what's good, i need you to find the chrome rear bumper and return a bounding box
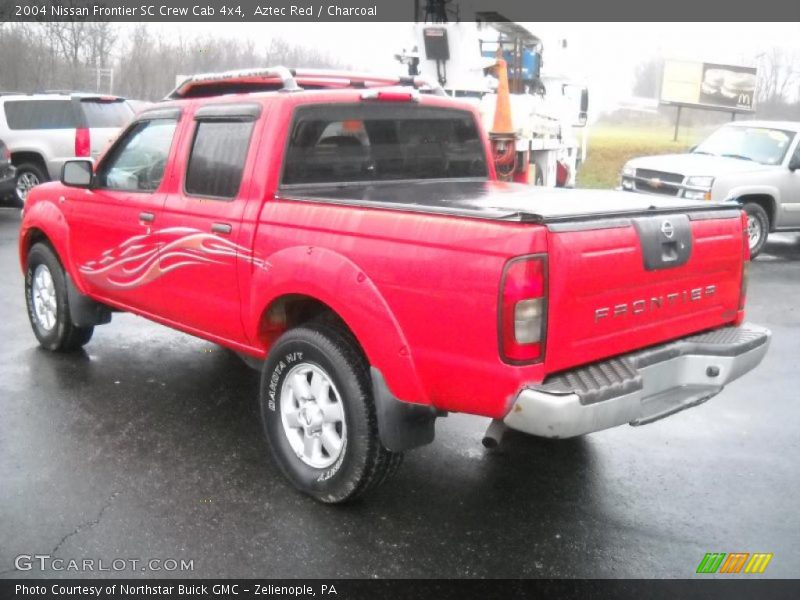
[504,323,771,439]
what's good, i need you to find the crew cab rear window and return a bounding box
[282,104,488,185]
[185,120,254,199]
[4,100,76,130]
[80,100,133,128]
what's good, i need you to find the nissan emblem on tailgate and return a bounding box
[632,215,692,271]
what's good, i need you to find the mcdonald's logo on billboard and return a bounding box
[696,552,773,574]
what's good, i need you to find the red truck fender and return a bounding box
[19,199,73,276]
[248,246,437,451]
[20,200,112,328]
[248,245,430,406]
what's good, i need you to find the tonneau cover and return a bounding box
[278,179,736,224]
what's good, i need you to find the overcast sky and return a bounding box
[150,22,800,112]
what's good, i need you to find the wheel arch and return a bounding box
[257,293,356,349]
[10,150,49,175]
[256,291,437,451]
[249,246,429,406]
[20,226,59,272]
[19,202,83,291]
[732,192,778,232]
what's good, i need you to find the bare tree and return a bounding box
[85,22,118,69]
[756,47,799,105]
[0,22,348,99]
[631,57,663,99]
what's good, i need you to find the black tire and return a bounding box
[743,203,769,259]
[260,322,402,503]
[25,243,94,352]
[14,161,48,207]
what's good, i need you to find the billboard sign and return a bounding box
[660,60,757,112]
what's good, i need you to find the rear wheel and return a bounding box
[260,322,402,503]
[25,243,94,351]
[14,162,47,207]
[743,203,769,258]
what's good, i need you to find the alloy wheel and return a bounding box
[747,214,762,250]
[16,171,40,204]
[31,264,57,331]
[279,363,347,469]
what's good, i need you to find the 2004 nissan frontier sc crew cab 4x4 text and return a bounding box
[19,68,771,503]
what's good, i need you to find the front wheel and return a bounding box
[25,243,94,351]
[743,203,769,258]
[260,322,402,503]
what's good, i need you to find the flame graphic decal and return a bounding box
[80,227,267,289]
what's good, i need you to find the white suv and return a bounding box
[0,92,134,205]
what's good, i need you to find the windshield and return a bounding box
[693,125,795,165]
[282,103,488,185]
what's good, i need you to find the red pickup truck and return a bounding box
[19,68,770,503]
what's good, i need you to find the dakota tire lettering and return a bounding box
[258,321,402,503]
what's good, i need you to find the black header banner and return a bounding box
[1,0,797,22]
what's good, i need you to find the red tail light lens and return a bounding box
[739,210,750,313]
[499,255,547,364]
[75,127,91,157]
[740,209,751,263]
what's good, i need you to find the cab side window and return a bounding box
[96,118,178,192]
[184,120,254,200]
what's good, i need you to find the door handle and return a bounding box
[211,222,232,235]
[139,211,155,223]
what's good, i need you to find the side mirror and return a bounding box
[789,156,800,172]
[61,159,93,188]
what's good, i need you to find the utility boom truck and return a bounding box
[395,19,589,187]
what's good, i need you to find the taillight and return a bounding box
[739,210,750,312]
[2,145,9,160]
[75,127,90,157]
[499,255,547,364]
[739,262,749,312]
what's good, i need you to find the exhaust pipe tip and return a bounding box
[482,419,507,449]
[481,436,498,449]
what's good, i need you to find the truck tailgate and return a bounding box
[544,210,745,374]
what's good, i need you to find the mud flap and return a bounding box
[370,367,438,452]
[66,275,112,328]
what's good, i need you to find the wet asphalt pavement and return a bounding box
[1,206,798,579]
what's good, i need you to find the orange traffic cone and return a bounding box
[490,55,517,180]
[491,58,514,137]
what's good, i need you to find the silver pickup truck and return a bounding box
[620,120,800,257]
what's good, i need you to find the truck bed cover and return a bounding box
[278,179,738,225]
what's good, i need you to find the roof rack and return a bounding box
[165,66,446,100]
